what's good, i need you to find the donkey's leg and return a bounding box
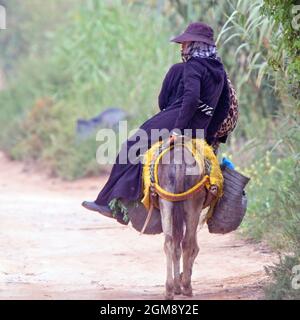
[181,198,204,296]
[160,199,175,300]
[173,236,182,295]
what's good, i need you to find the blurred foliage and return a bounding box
[219,0,300,300]
[0,0,178,179]
[0,0,81,73]
[51,0,177,119]
[262,0,300,105]
[239,150,300,250]
[125,0,230,28]
[264,252,300,300]
[261,0,300,299]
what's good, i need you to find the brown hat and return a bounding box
[170,22,215,46]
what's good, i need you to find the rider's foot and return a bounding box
[81,201,129,226]
[81,201,113,218]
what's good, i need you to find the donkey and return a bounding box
[127,136,207,299]
[156,137,207,300]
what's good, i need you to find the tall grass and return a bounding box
[0,0,178,179]
[52,0,177,121]
[220,0,300,300]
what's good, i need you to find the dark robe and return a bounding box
[95,57,230,207]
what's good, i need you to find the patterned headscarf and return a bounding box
[181,41,220,62]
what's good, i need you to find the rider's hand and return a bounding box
[170,130,180,137]
[169,130,180,144]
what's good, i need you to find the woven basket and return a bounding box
[207,165,250,234]
[125,200,163,235]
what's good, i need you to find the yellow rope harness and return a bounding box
[141,138,223,210]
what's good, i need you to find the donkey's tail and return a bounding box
[172,146,186,243]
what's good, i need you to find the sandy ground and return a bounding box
[0,152,277,300]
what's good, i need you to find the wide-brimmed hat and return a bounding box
[170,22,215,46]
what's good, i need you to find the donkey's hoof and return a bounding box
[165,293,174,300]
[174,285,182,295]
[182,286,193,297]
[165,282,174,299]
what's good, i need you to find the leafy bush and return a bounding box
[239,154,299,249]
[262,0,300,105]
[264,252,300,300]
[220,0,300,299]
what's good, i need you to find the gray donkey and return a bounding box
[157,139,206,300]
[128,136,208,300]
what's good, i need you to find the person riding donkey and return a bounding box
[82,22,238,224]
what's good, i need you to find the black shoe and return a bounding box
[81,201,113,218]
[81,201,129,226]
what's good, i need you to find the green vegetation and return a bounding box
[264,253,300,300]
[0,0,177,179]
[0,0,299,298]
[219,0,299,299]
[259,0,300,300]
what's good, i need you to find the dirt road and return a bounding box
[0,152,276,300]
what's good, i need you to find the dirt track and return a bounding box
[0,152,276,300]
